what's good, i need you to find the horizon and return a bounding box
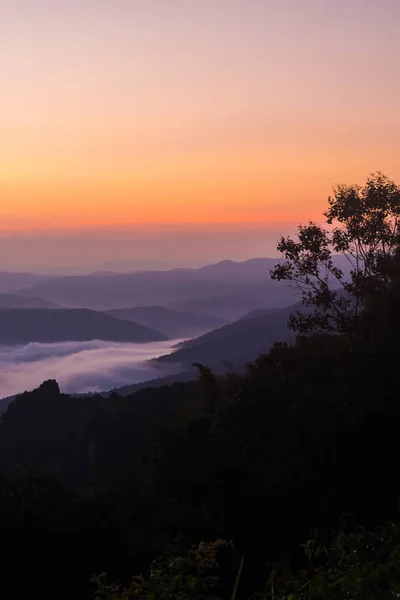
[1,0,399,269]
[0,225,292,272]
[0,253,280,276]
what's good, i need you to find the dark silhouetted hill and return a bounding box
[156,302,301,367]
[238,307,282,320]
[0,309,167,344]
[106,306,229,338]
[0,377,204,489]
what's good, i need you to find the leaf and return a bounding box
[230,554,244,600]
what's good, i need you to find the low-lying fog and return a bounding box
[0,340,182,398]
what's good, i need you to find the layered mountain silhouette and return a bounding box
[97,302,302,397]
[0,293,59,309]
[106,306,228,338]
[169,281,299,320]
[14,258,292,314]
[157,302,301,368]
[14,257,349,318]
[0,272,50,293]
[0,309,167,344]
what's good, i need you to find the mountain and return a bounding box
[95,259,175,272]
[14,257,349,317]
[0,309,167,344]
[106,306,229,339]
[156,302,301,368]
[168,256,351,320]
[169,280,299,320]
[0,394,18,415]
[0,293,59,309]
[0,271,50,293]
[94,367,199,397]
[94,304,297,396]
[196,257,280,280]
[15,258,289,312]
[238,307,283,320]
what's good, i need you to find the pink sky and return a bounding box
[0,0,399,268]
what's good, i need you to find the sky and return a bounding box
[1,0,399,269]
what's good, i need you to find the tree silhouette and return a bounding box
[270,172,400,335]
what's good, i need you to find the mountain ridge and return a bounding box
[156,302,301,367]
[105,305,229,338]
[13,258,289,312]
[0,308,167,344]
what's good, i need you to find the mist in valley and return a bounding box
[0,339,182,398]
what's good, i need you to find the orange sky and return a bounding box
[1,0,400,250]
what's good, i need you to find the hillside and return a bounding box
[106,306,229,338]
[169,279,299,319]
[0,309,167,344]
[0,378,204,488]
[157,302,300,367]
[0,293,59,309]
[195,257,280,280]
[0,271,49,293]
[98,367,199,397]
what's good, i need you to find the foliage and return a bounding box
[273,524,400,599]
[92,524,400,600]
[270,172,400,334]
[92,539,238,600]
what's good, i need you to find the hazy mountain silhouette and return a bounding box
[106,306,229,338]
[96,259,175,272]
[156,302,301,367]
[99,303,301,397]
[169,280,299,320]
[15,258,290,312]
[238,307,284,320]
[0,309,167,344]
[0,272,50,293]
[196,257,280,279]
[0,294,60,309]
[17,257,349,317]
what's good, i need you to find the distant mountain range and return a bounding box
[0,293,59,309]
[12,257,349,320]
[106,306,228,339]
[0,309,167,344]
[14,258,292,315]
[0,257,351,400]
[169,280,299,320]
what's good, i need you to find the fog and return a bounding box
[0,340,182,398]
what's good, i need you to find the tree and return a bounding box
[270,172,400,335]
[92,539,239,600]
[273,523,400,600]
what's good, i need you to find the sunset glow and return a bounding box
[1,0,399,265]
